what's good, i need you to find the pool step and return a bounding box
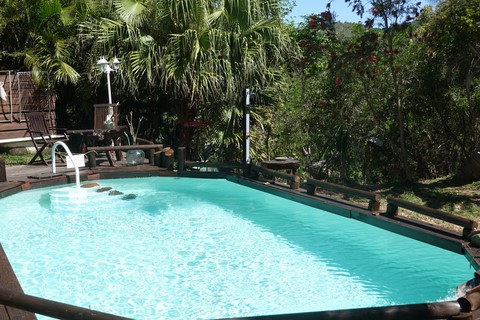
[49,185,130,212]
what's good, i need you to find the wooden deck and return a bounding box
[0,70,56,143]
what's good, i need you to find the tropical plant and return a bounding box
[79,0,293,158]
[0,0,85,84]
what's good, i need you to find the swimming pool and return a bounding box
[0,177,473,319]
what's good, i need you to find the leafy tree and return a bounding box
[274,12,356,179]
[79,0,293,158]
[411,0,480,177]
[0,0,105,132]
[337,0,422,181]
[0,0,84,84]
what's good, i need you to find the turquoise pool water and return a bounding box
[0,177,473,319]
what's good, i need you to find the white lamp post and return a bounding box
[243,88,251,165]
[97,56,120,104]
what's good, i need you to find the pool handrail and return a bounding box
[51,141,80,188]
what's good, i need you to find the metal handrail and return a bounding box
[51,141,80,188]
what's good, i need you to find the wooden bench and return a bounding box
[305,178,382,211]
[386,196,478,239]
[87,144,163,168]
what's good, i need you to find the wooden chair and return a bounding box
[93,103,119,129]
[92,103,122,162]
[25,111,68,165]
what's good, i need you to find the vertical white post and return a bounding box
[106,70,112,105]
[244,88,251,164]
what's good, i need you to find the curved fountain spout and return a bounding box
[51,141,80,188]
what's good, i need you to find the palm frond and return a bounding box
[113,0,148,26]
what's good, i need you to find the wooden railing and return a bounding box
[305,178,381,211]
[174,150,478,240]
[0,286,473,320]
[386,197,478,238]
[0,287,132,320]
[184,161,245,171]
[176,147,245,173]
[250,164,300,189]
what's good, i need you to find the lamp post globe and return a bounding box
[97,56,120,104]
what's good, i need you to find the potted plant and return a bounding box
[104,113,114,129]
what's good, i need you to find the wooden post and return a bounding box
[87,152,97,169]
[385,203,398,217]
[154,146,162,166]
[177,147,185,172]
[290,179,300,190]
[368,199,381,212]
[306,183,316,195]
[250,167,259,179]
[0,158,6,182]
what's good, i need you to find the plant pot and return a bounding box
[126,149,145,166]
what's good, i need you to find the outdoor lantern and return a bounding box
[112,57,120,72]
[97,56,120,104]
[96,57,109,73]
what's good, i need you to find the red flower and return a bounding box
[320,11,332,22]
[335,76,342,85]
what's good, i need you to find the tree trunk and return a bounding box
[176,102,197,160]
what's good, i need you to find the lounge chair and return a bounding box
[25,111,68,165]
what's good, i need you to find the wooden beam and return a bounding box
[184,161,245,169]
[386,196,478,238]
[0,287,132,320]
[305,178,381,211]
[251,165,300,189]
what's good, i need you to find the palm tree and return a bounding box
[80,0,292,156]
[0,0,85,84]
